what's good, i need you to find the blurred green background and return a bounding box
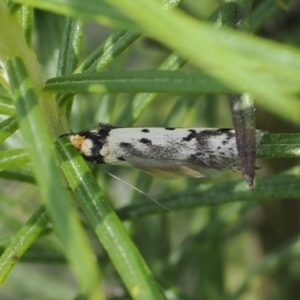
[1,0,300,299]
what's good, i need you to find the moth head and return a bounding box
[69,134,86,151]
[60,129,109,164]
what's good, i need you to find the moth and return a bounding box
[61,123,265,178]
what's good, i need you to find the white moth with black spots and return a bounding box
[61,123,265,178]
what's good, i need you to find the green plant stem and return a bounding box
[18,5,33,47]
[0,148,30,171]
[0,5,167,298]
[57,17,83,77]
[0,3,103,298]
[0,116,18,142]
[107,0,300,126]
[117,173,300,219]
[116,54,187,126]
[76,30,141,73]
[57,138,167,300]
[58,29,140,111]
[0,169,35,184]
[0,96,16,116]
[56,17,83,120]
[257,133,300,158]
[0,205,49,283]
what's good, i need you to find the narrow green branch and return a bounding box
[57,138,168,300]
[0,205,48,284]
[257,133,300,158]
[117,173,300,219]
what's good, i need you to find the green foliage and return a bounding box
[0,0,300,299]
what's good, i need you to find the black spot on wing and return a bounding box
[188,152,206,162]
[215,128,232,134]
[198,129,232,137]
[182,129,197,142]
[120,142,133,149]
[165,127,175,130]
[117,156,126,161]
[190,130,230,158]
[142,129,149,133]
[193,130,218,152]
[139,138,152,145]
[189,154,200,161]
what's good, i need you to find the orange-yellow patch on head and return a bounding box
[70,134,86,152]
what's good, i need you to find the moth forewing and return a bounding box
[62,123,266,179]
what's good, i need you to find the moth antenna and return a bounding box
[59,124,98,138]
[59,132,74,138]
[99,123,115,129]
[104,170,173,212]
